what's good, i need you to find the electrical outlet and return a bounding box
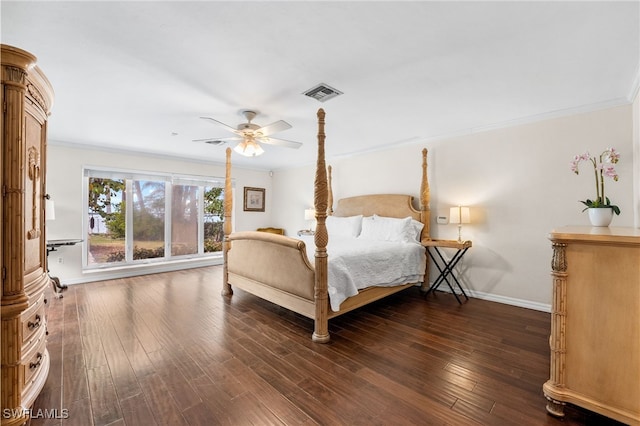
[57,257,63,264]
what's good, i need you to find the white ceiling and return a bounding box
[2,1,639,170]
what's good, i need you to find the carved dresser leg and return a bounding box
[545,398,566,417]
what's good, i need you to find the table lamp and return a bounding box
[45,197,55,221]
[450,206,470,243]
[304,208,316,231]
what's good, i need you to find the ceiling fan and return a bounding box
[195,110,302,157]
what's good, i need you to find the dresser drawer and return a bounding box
[21,293,46,345]
[23,333,47,387]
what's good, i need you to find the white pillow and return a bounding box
[360,215,375,233]
[326,215,363,238]
[359,215,412,242]
[409,219,424,242]
[376,215,424,242]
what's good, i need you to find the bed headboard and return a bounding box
[327,148,430,240]
[333,194,421,222]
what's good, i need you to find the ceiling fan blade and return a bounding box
[200,117,242,135]
[193,136,240,142]
[192,137,241,146]
[193,139,227,146]
[255,120,292,137]
[258,137,302,149]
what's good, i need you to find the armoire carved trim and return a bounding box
[2,66,27,84]
[1,44,53,426]
[27,146,42,240]
[26,83,47,111]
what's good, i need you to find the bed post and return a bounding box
[312,108,330,343]
[420,148,431,291]
[420,148,430,238]
[327,165,334,216]
[222,147,233,296]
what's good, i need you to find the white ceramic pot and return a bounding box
[588,208,613,227]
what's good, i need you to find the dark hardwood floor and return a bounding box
[31,266,624,426]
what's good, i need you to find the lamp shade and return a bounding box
[449,206,470,224]
[45,199,55,221]
[304,208,316,221]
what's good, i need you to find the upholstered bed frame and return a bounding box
[222,109,430,342]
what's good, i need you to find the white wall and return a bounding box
[47,103,635,307]
[46,144,273,284]
[272,105,635,310]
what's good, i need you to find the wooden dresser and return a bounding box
[1,45,53,426]
[544,226,640,425]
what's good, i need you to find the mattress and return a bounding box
[299,235,426,311]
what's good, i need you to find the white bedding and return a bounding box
[299,235,426,311]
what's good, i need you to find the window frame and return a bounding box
[82,166,233,271]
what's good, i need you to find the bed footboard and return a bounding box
[226,231,317,317]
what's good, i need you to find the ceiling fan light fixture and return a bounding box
[200,110,300,155]
[234,139,264,157]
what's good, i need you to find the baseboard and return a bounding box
[468,289,551,312]
[61,258,223,286]
[429,285,551,313]
[63,264,551,313]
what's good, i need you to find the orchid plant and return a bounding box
[570,148,620,215]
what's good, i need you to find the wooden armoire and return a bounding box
[1,45,54,425]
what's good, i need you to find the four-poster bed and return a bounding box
[222,109,431,342]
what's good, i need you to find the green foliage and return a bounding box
[105,249,125,262]
[104,242,222,263]
[88,178,125,218]
[89,178,127,237]
[580,197,621,215]
[132,246,165,260]
[104,203,126,238]
[204,187,224,220]
[106,246,165,262]
[203,188,224,252]
[89,179,225,264]
[133,211,164,241]
[204,222,223,244]
[131,180,165,241]
[204,238,223,253]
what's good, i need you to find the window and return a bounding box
[171,183,198,256]
[133,180,165,260]
[84,168,230,269]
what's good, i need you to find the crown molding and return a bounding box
[47,139,269,173]
[327,97,634,162]
[51,95,635,174]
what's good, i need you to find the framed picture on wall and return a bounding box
[243,187,265,212]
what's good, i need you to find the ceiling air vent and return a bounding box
[303,83,343,102]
